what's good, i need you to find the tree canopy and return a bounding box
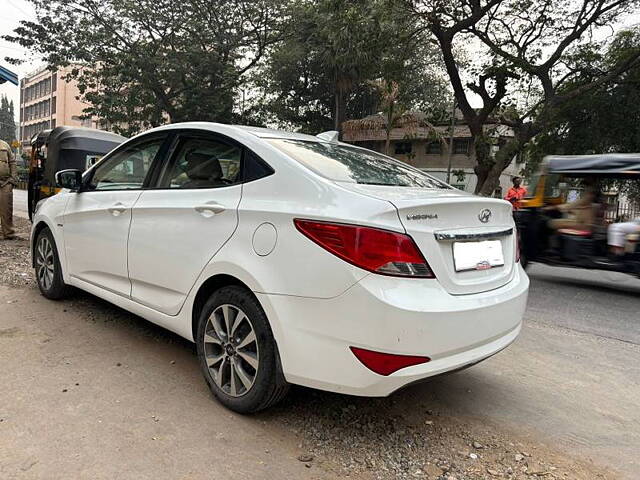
[249,0,449,134]
[5,0,286,136]
[408,0,640,194]
[525,29,640,203]
[0,95,16,144]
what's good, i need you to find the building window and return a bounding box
[51,99,56,114]
[453,138,471,155]
[51,74,57,92]
[394,142,412,155]
[426,141,442,154]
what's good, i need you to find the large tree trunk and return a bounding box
[472,135,493,195]
[476,137,525,196]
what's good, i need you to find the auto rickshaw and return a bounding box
[28,126,125,219]
[515,153,640,277]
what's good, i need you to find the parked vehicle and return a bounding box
[516,153,640,276]
[27,126,126,219]
[31,123,529,413]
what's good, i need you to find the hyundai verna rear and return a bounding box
[31,122,529,412]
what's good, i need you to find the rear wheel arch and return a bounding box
[191,274,256,341]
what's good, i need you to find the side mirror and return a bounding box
[55,169,83,191]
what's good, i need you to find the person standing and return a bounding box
[0,138,17,240]
[504,176,527,210]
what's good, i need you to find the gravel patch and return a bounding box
[0,217,33,288]
[263,388,614,480]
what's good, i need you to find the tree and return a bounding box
[407,0,640,195]
[526,29,640,204]
[4,0,286,136]
[252,0,449,134]
[0,95,16,144]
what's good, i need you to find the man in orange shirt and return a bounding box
[504,176,527,210]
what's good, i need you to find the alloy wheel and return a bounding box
[202,304,259,397]
[36,236,55,291]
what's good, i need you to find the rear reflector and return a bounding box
[350,347,430,376]
[294,219,434,278]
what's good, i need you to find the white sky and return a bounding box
[0,0,39,114]
[1,0,639,124]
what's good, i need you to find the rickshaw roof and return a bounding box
[31,129,52,147]
[544,154,640,177]
[42,126,127,181]
[47,126,126,152]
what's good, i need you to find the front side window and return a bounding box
[162,137,241,189]
[268,139,450,189]
[89,138,163,190]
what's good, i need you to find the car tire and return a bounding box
[196,285,289,413]
[34,227,71,300]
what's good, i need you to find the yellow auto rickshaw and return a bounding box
[28,126,125,219]
[515,154,640,277]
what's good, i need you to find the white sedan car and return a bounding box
[31,122,529,413]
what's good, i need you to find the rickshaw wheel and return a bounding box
[34,228,71,300]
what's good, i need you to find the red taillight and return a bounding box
[515,230,521,263]
[294,219,434,278]
[350,347,430,376]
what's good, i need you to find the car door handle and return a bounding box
[108,203,128,216]
[194,203,226,216]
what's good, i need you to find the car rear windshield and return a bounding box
[267,139,450,188]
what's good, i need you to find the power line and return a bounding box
[6,0,35,20]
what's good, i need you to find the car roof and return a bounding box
[145,122,327,143]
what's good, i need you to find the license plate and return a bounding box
[453,240,504,272]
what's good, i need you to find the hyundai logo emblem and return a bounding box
[478,209,492,223]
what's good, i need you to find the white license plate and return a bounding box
[453,240,504,272]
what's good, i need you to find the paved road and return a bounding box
[416,264,640,477]
[1,235,638,477]
[12,188,28,219]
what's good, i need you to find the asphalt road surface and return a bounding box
[431,264,640,477]
[2,193,639,478]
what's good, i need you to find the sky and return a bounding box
[0,0,39,115]
[1,0,639,125]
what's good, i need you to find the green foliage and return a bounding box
[5,0,286,136]
[0,94,16,144]
[412,0,640,195]
[251,0,449,133]
[525,28,640,203]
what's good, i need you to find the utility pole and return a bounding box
[445,99,456,184]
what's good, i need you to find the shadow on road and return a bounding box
[528,265,640,296]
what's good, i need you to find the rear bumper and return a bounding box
[257,265,529,396]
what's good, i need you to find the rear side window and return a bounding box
[162,137,242,189]
[268,139,450,189]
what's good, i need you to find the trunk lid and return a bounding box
[339,184,517,295]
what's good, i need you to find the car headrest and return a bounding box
[185,151,223,180]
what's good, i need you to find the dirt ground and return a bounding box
[0,217,32,288]
[0,218,625,479]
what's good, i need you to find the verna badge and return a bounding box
[478,209,492,223]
